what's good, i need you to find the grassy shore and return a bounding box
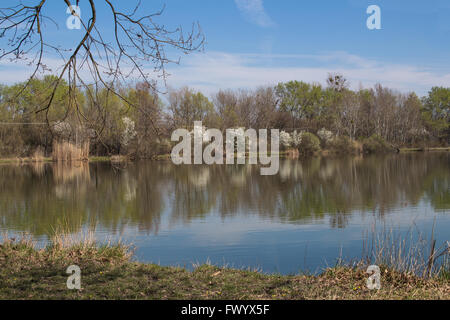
[0,157,53,164]
[0,238,448,300]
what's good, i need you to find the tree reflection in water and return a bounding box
[0,153,448,237]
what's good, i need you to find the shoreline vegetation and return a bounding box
[0,76,448,163]
[0,235,448,300]
[0,147,449,165]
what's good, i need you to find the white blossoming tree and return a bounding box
[291,131,304,148]
[121,117,137,149]
[280,131,292,150]
[317,128,334,145]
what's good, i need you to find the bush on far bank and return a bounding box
[328,136,362,155]
[298,132,321,156]
[362,134,394,154]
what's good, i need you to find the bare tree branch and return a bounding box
[0,0,205,136]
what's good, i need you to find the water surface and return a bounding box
[0,153,449,274]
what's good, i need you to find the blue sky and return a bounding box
[1,0,450,96]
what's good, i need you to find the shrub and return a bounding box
[159,138,173,154]
[362,134,392,154]
[279,131,292,150]
[317,128,334,146]
[121,117,137,148]
[297,132,321,156]
[328,136,360,154]
[291,130,303,148]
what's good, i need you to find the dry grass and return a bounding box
[0,224,448,300]
[362,224,450,278]
[31,147,45,162]
[0,232,132,270]
[0,235,448,300]
[52,140,89,162]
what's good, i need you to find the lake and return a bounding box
[0,152,448,274]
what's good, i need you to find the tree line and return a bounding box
[0,73,448,158]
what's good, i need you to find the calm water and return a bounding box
[0,153,449,274]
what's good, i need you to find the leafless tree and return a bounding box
[327,73,348,92]
[0,0,204,133]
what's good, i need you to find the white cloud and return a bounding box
[166,51,450,97]
[235,0,275,27]
[2,51,450,98]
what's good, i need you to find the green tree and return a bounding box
[86,86,128,155]
[0,76,76,155]
[169,87,216,129]
[126,82,165,158]
[422,87,450,143]
[275,81,323,129]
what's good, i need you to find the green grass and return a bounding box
[0,157,53,164]
[0,238,448,300]
[441,269,450,281]
[0,156,110,164]
[440,259,450,281]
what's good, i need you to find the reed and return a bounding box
[52,140,89,162]
[31,147,45,162]
[362,223,450,278]
[1,229,132,268]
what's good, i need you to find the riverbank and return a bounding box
[0,239,448,300]
[399,147,450,152]
[0,147,448,165]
